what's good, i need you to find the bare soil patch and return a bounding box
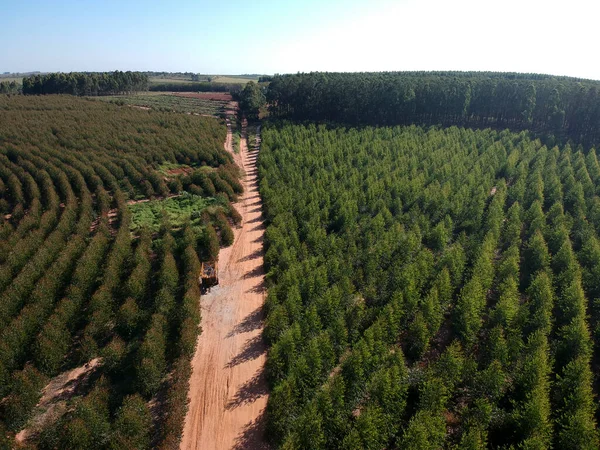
[181,121,269,450]
[166,166,193,176]
[15,358,102,444]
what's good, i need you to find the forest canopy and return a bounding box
[259,122,600,449]
[21,71,149,96]
[267,71,600,144]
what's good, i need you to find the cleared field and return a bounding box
[211,75,259,84]
[94,92,229,116]
[149,75,258,85]
[149,77,199,84]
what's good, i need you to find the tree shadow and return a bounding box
[232,408,270,450]
[227,306,264,337]
[246,215,264,224]
[225,335,266,369]
[244,265,264,279]
[226,369,269,411]
[250,223,266,232]
[247,278,266,295]
[238,247,263,263]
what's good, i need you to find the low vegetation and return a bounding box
[128,193,229,232]
[96,92,229,116]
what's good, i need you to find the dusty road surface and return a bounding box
[181,120,269,450]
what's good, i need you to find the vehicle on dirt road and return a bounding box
[200,261,218,292]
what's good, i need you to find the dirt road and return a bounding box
[180,120,269,450]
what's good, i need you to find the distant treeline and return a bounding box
[0,81,19,94]
[267,71,600,144]
[22,71,149,96]
[142,71,197,78]
[149,82,243,95]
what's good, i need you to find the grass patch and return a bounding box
[210,75,258,84]
[232,130,241,154]
[128,193,228,232]
[247,124,259,152]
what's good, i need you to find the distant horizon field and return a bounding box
[149,77,200,84]
[149,75,259,85]
[1,73,261,86]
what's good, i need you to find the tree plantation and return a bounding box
[267,72,600,145]
[259,123,600,449]
[3,68,600,450]
[0,95,241,448]
[22,72,149,96]
[17,71,246,97]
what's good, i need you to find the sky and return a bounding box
[2,0,599,80]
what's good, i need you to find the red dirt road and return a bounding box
[180,121,269,450]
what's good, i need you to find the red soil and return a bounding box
[180,118,269,450]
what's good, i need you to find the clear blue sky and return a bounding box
[3,0,599,80]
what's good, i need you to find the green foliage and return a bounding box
[0,96,240,448]
[1,365,47,431]
[555,357,599,449]
[199,223,220,262]
[267,71,600,144]
[398,410,446,450]
[128,193,228,232]
[110,394,152,450]
[260,122,600,449]
[523,231,551,285]
[22,71,148,95]
[239,81,266,119]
